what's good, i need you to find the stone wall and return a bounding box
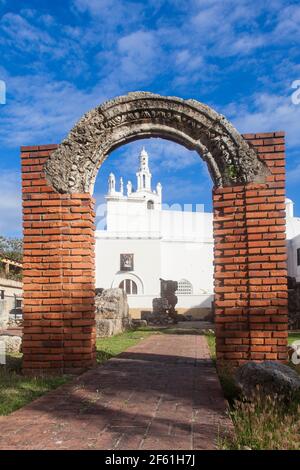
[95,288,131,336]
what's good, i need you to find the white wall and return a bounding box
[288,234,300,281]
[96,197,300,314]
[95,237,161,295]
[95,236,214,296]
[96,200,215,310]
[286,203,300,282]
[105,199,213,240]
[106,197,161,236]
[160,210,213,241]
[176,294,213,308]
[160,240,214,294]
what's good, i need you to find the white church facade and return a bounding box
[95,148,300,318]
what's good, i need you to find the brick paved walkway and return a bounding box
[0,334,232,450]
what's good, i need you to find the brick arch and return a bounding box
[21,93,288,375]
[44,92,269,194]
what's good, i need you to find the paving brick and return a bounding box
[0,334,232,450]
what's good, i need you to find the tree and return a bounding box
[0,236,23,262]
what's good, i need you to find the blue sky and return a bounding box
[0,0,300,236]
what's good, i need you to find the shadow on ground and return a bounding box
[0,334,231,450]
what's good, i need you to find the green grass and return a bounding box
[204,330,216,361]
[0,354,68,416]
[204,331,300,450]
[288,332,300,344]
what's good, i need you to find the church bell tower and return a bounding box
[136,147,152,191]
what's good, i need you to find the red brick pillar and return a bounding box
[21,145,96,375]
[214,132,288,366]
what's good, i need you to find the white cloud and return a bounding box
[227,92,300,148]
[182,0,300,60]
[175,50,204,72]
[271,4,300,43]
[107,139,203,176]
[223,90,300,189]
[0,170,22,237]
[190,0,267,56]
[0,10,96,74]
[73,0,121,16]
[117,30,161,82]
[231,34,266,54]
[72,0,143,27]
[0,70,120,148]
[0,13,55,53]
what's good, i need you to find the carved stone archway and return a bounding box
[21,92,288,375]
[44,92,268,194]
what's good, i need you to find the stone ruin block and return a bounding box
[95,288,132,337]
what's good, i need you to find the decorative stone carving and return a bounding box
[44,92,269,194]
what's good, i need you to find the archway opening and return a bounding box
[94,137,214,322]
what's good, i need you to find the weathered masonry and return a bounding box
[21,92,288,374]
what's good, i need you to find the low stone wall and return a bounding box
[95,288,131,337]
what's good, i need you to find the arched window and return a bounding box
[143,174,146,188]
[176,279,193,295]
[119,279,138,295]
[147,200,154,209]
